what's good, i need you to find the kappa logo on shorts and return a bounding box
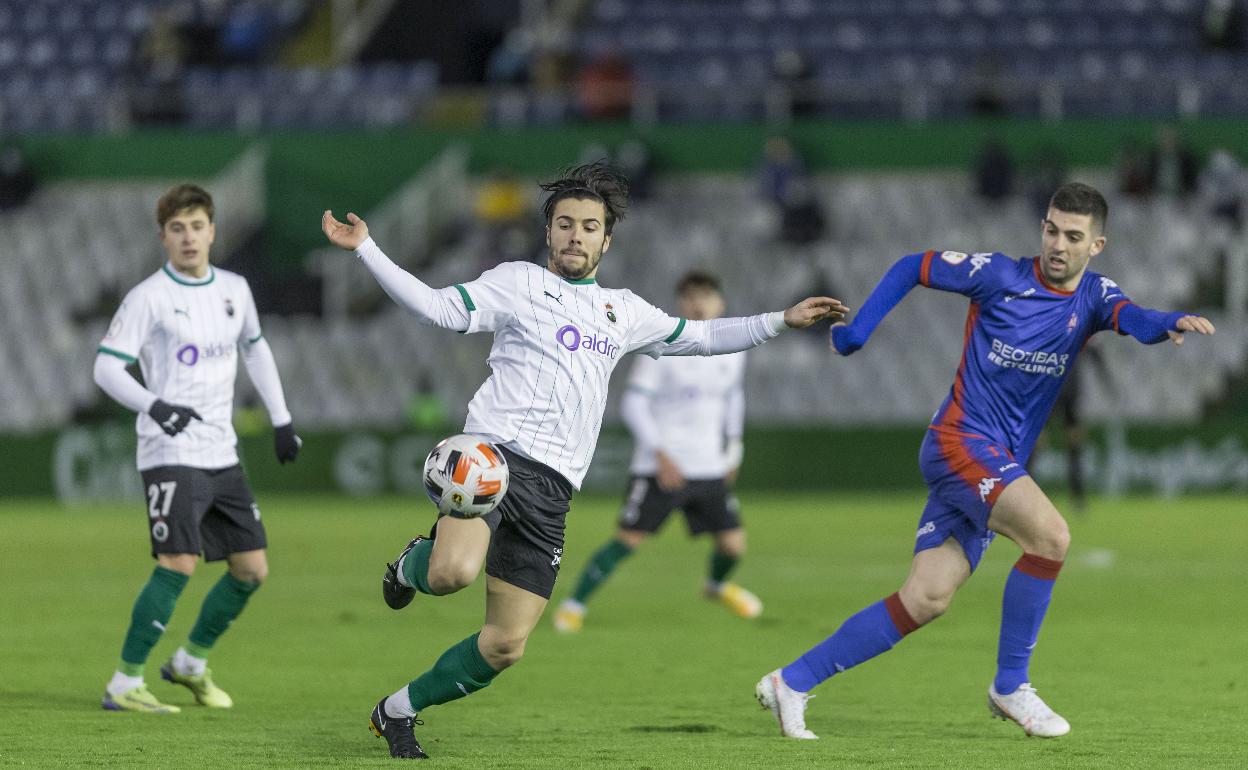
[551,547,563,567]
[978,476,1003,502]
[916,521,936,539]
[251,503,261,521]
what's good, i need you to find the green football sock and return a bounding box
[572,539,634,604]
[709,550,739,584]
[186,572,260,653]
[399,538,436,595]
[119,566,189,675]
[407,633,499,711]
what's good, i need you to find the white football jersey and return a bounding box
[98,264,262,470]
[455,261,688,488]
[626,352,746,479]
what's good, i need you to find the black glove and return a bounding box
[274,423,302,464]
[148,399,202,437]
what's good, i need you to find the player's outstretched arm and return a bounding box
[830,253,924,355]
[320,210,469,331]
[1116,304,1216,345]
[664,297,847,356]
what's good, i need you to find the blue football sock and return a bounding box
[994,553,1063,695]
[781,593,920,692]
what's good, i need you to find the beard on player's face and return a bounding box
[548,242,603,279]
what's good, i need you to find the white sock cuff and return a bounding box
[385,685,417,719]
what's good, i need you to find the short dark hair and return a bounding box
[676,270,722,295]
[539,161,629,234]
[1048,182,1108,233]
[157,184,214,228]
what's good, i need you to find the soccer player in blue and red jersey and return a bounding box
[755,182,1215,739]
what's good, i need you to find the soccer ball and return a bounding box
[422,434,509,518]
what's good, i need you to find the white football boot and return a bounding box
[988,683,1071,737]
[755,669,818,739]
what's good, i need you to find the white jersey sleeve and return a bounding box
[99,287,155,363]
[455,263,522,334]
[623,292,688,359]
[355,238,470,331]
[237,280,263,345]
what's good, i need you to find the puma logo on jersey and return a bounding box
[978,476,1003,502]
[174,308,190,317]
[543,290,563,305]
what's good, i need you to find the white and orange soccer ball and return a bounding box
[422,434,510,518]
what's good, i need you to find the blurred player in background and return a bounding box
[94,184,301,713]
[1031,341,1108,513]
[321,162,846,759]
[553,270,761,633]
[756,182,1214,739]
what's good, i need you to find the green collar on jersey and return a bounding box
[562,275,596,285]
[162,264,216,286]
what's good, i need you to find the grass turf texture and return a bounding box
[1,492,1244,769]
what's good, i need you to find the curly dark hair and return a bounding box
[539,161,630,234]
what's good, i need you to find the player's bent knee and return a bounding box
[479,635,527,670]
[428,562,479,594]
[899,584,956,626]
[1033,518,1071,561]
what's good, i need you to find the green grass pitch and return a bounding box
[1,492,1245,768]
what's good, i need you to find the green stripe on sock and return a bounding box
[407,632,499,712]
[120,566,189,668]
[400,539,436,595]
[184,641,213,660]
[710,550,739,584]
[572,539,633,604]
[187,573,260,652]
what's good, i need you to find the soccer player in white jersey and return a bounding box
[553,270,763,634]
[93,184,301,714]
[321,162,847,760]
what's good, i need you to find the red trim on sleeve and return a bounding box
[1110,299,1132,333]
[884,592,921,636]
[1015,553,1064,581]
[920,250,935,287]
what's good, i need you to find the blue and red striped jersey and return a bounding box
[918,249,1130,463]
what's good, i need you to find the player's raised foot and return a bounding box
[552,599,586,633]
[755,669,817,739]
[707,581,763,619]
[369,698,429,759]
[988,683,1070,738]
[160,661,233,708]
[383,536,427,610]
[102,684,181,713]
